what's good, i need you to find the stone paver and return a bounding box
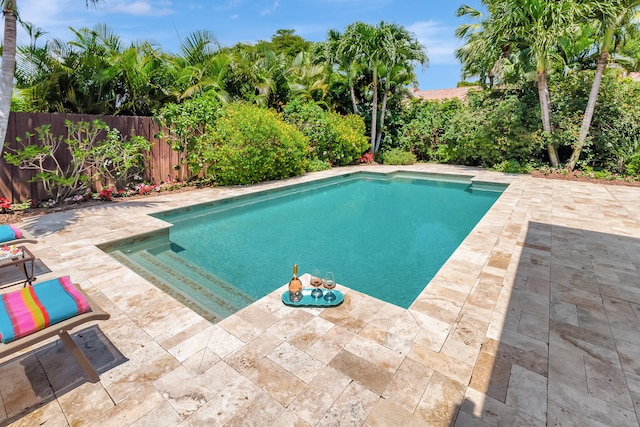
[1,164,639,426]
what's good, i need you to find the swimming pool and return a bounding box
[106,171,506,318]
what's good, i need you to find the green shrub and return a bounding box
[491,159,533,174]
[283,99,369,166]
[626,153,640,176]
[396,98,463,160]
[93,129,152,189]
[157,96,222,176]
[330,113,369,165]
[380,148,417,165]
[307,158,332,172]
[207,103,310,185]
[439,90,544,167]
[547,70,640,172]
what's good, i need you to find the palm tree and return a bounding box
[111,41,176,115]
[337,21,426,154]
[455,4,505,87]
[478,0,582,167]
[567,0,640,170]
[170,30,230,102]
[217,43,287,108]
[0,0,19,156]
[0,0,103,156]
[318,28,361,114]
[66,24,125,113]
[375,63,414,152]
[375,23,427,152]
[286,51,328,102]
[250,45,287,108]
[340,22,384,153]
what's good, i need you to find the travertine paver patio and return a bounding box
[1,164,639,426]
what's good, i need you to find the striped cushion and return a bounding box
[0,277,90,343]
[0,225,23,243]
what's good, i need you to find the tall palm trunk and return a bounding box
[375,81,390,153]
[538,71,559,167]
[567,51,609,170]
[350,85,358,114]
[0,1,17,157]
[369,68,378,154]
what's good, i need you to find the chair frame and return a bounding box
[1,238,38,246]
[0,285,110,382]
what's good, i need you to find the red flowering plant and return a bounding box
[136,183,160,195]
[359,152,374,164]
[111,177,186,199]
[0,197,11,212]
[0,197,32,213]
[93,188,113,201]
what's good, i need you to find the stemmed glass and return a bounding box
[310,269,324,299]
[323,272,336,302]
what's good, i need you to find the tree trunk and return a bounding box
[369,68,378,154]
[374,83,389,153]
[567,51,608,170]
[0,1,18,157]
[537,71,559,167]
[350,85,358,114]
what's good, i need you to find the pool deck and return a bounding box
[1,164,640,426]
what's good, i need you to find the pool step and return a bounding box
[109,248,254,322]
[162,250,253,305]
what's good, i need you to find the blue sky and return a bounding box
[16,0,484,90]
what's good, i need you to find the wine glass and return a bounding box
[323,272,336,302]
[310,269,323,299]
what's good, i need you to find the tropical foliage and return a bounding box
[455,0,640,170]
[380,148,417,165]
[10,21,426,152]
[317,21,427,154]
[398,69,640,174]
[0,0,104,156]
[283,99,369,166]
[156,96,222,178]
[3,0,640,205]
[207,103,309,185]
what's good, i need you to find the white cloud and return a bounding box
[407,20,461,65]
[16,0,175,49]
[17,0,93,42]
[109,1,175,17]
[260,0,279,16]
[18,0,174,34]
[215,0,247,12]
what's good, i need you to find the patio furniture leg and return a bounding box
[58,330,100,383]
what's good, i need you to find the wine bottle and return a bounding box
[288,264,303,302]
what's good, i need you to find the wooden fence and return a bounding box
[0,112,188,203]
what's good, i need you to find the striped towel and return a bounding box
[0,224,23,243]
[0,276,90,343]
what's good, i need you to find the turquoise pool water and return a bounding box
[105,173,506,319]
[126,172,503,311]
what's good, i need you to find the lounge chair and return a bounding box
[0,276,110,382]
[0,224,38,246]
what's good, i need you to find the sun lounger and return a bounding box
[0,224,37,246]
[0,277,110,382]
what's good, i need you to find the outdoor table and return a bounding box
[0,246,36,287]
